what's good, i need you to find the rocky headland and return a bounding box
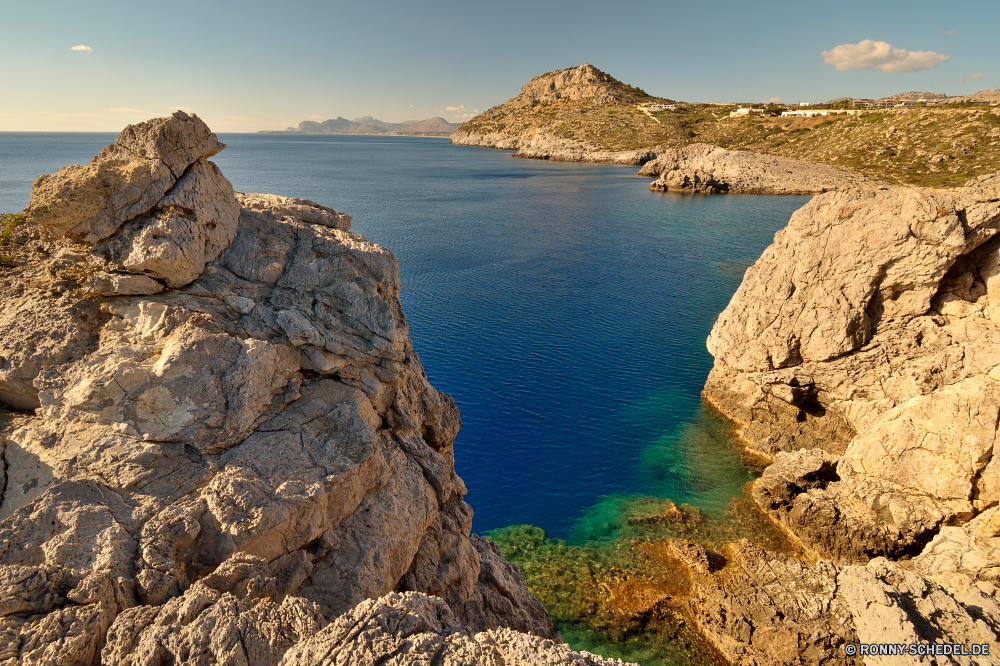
[450,64,671,165]
[0,112,629,666]
[450,64,1000,190]
[637,144,867,195]
[691,174,1000,663]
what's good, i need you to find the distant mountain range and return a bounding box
[261,116,460,136]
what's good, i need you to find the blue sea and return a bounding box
[0,132,808,541]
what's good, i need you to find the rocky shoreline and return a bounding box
[450,130,663,166]
[690,174,1000,664]
[638,144,867,195]
[0,113,629,666]
[5,111,1000,666]
[450,133,870,194]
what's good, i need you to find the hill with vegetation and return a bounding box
[453,64,1000,188]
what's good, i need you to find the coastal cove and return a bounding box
[0,132,809,541]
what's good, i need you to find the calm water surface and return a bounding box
[0,132,808,539]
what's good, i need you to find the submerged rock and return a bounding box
[0,114,587,666]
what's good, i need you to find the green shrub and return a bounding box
[0,212,26,247]
[0,212,26,270]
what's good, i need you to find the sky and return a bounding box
[1,0,997,132]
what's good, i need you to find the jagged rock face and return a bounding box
[703,175,1000,562]
[686,539,1000,666]
[279,592,630,666]
[687,540,861,666]
[27,111,240,289]
[839,558,1000,664]
[514,64,624,108]
[0,115,553,665]
[28,111,226,244]
[639,144,866,195]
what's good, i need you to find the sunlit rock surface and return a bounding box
[0,113,615,666]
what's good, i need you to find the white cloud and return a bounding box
[165,105,192,112]
[764,97,782,104]
[453,110,479,119]
[956,73,986,83]
[446,105,466,112]
[71,44,92,52]
[109,108,151,115]
[821,40,949,73]
[943,29,959,36]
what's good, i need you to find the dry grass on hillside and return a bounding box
[461,101,1000,188]
[711,108,1000,188]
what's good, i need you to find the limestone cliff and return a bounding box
[693,175,1000,662]
[0,112,625,666]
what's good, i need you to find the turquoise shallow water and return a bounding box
[0,132,809,540]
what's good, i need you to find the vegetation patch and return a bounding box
[488,490,798,666]
[460,98,1000,187]
[0,212,27,270]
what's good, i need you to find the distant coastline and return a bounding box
[267,115,460,137]
[259,130,453,138]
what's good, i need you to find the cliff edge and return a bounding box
[0,112,627,666]
[693,175,1000,663]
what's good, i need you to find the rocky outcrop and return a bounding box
[686,539,1000,666]
[839,558,1000,663]
[451,131,663,166]
[509,64,625,109]
[695,174,1000,661]
[0,113,583,666]
[704,176,1000,561]
[687,540,861,666]
[280,592,628,666]
[450,64,669,166]
[638,144,866,194]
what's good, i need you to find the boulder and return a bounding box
[82,272,164,297]
[91,158,240,287]
[28,111,224,244]
[913,506,1000,584]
